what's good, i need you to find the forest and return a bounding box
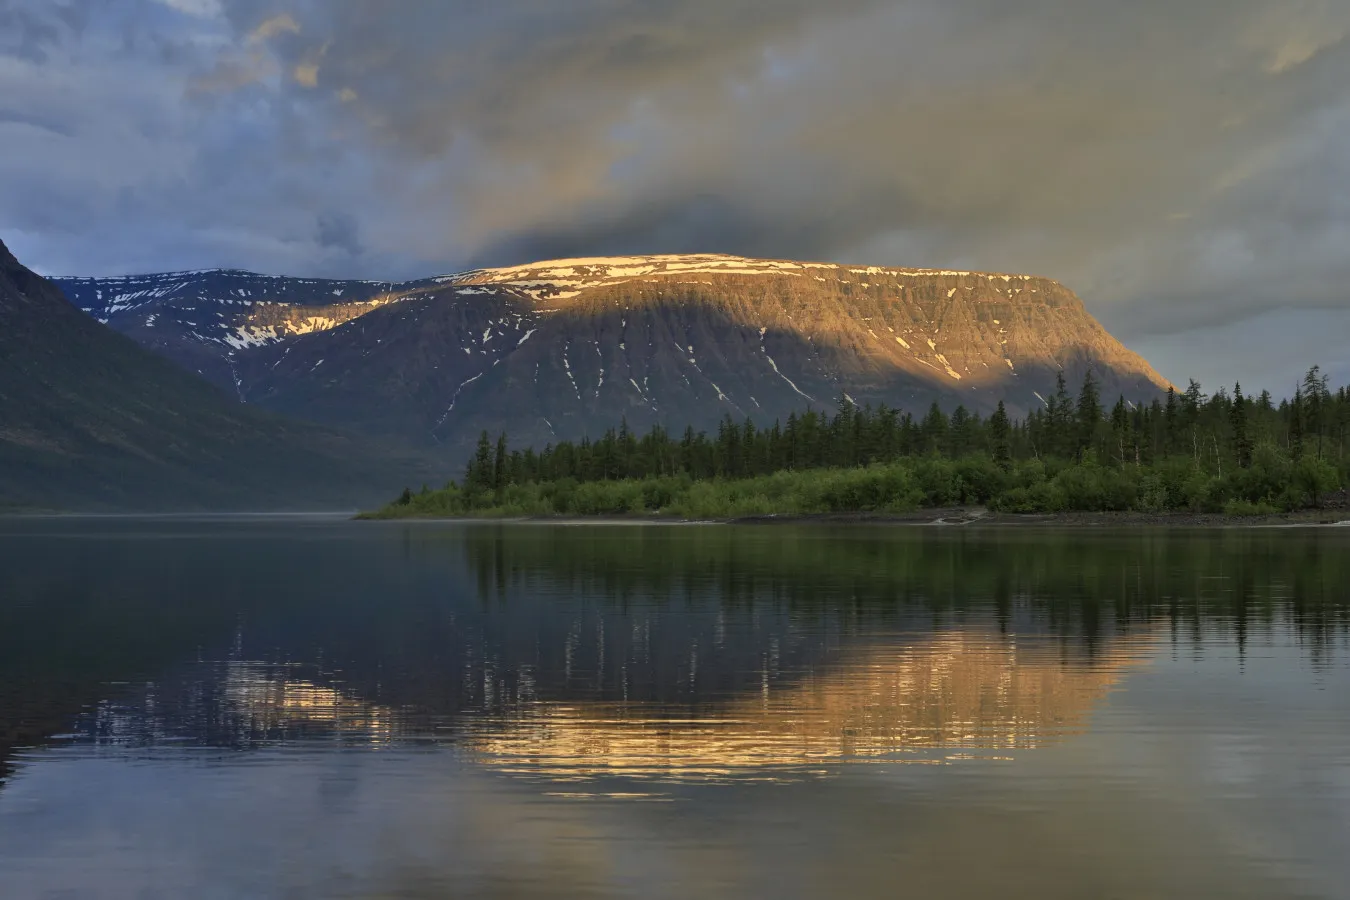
[370,366,1349,519]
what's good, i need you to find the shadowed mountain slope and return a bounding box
[0,240,435,510]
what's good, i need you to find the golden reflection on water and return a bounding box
[195,630,1156,785]
[217,661,397,742]
[458,629,1158,784]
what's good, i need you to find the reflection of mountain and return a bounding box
[459,631,1156,782]
[214,660,396,742]
[4,520,1347,789]
[74,660,398,750]
[59,628,1154,785]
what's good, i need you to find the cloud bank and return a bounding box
[1,0,1348,388]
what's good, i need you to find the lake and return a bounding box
[1,517,1348,899]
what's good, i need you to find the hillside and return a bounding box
[0,240,433,510]
[56,255,1171,459]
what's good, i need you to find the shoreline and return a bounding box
[357,507,1350,528]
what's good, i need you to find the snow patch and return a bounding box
[437,373,484,425]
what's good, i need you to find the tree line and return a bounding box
[454,366,1347,490]
[377,365,1346,518]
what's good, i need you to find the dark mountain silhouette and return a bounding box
[0,240,434,510]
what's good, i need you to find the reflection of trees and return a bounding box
[449,525,1350,653]
[4,523,1348,788]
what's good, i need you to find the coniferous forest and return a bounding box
[371,366,1349,519]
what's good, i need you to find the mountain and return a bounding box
[55,254,1171,458]
[55,269,402,394]
[0,240,432,510]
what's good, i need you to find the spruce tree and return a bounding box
[1046,371,1074,458]
[989,401,1012,470]
[467,430,493,490]
[950,405,973,457]
[1303,366,1329,459]
[783,413,799,470]
[1075,369,1102,461]
[1109,395,1131,465]
[493,432,509,489]
[1230,384,1252,469]
[1290,387,1305,460]
[1163,386,1178,456]
[921,402,948,455]
[1182,380,1205,465]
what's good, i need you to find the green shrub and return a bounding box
[1008,458,1048,490]
[1136,474,1168,513]
[953,455,1007,504]
[1223,498,1281,517]
[1292,457,1341,508]
[1050,464,1137,511]
[992,482,1065,513]
[913,457,961,506]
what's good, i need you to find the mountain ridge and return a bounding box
[54,253,1172,461]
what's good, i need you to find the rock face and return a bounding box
[0,240,430,510]
[56,254,1171,458]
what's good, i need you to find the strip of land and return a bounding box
[364,367,1348,525]
[359,464,1349,526]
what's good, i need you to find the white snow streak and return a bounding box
[436,373,484,426]
[759,330,814,402]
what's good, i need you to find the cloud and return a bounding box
[246,12,298,44]
[315,211,362,257]
[187,48,277,93]
[0,0,67,63]
[152,0,223,18]
[292,60,317,86]
[1248,0,1349,73]
[2,0,1350,388]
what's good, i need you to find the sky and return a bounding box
[1,0,1348,393]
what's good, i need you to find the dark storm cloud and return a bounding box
[0,0,1347,388]
[316,211,362,257]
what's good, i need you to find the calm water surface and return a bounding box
[1,517,1348,899]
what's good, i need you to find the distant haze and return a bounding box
[2,0,1348,394]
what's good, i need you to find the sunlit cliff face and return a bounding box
[455,630,1158,784]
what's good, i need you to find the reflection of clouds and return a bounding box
[457,631,1158,783]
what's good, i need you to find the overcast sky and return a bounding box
[2,0,1347,392]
